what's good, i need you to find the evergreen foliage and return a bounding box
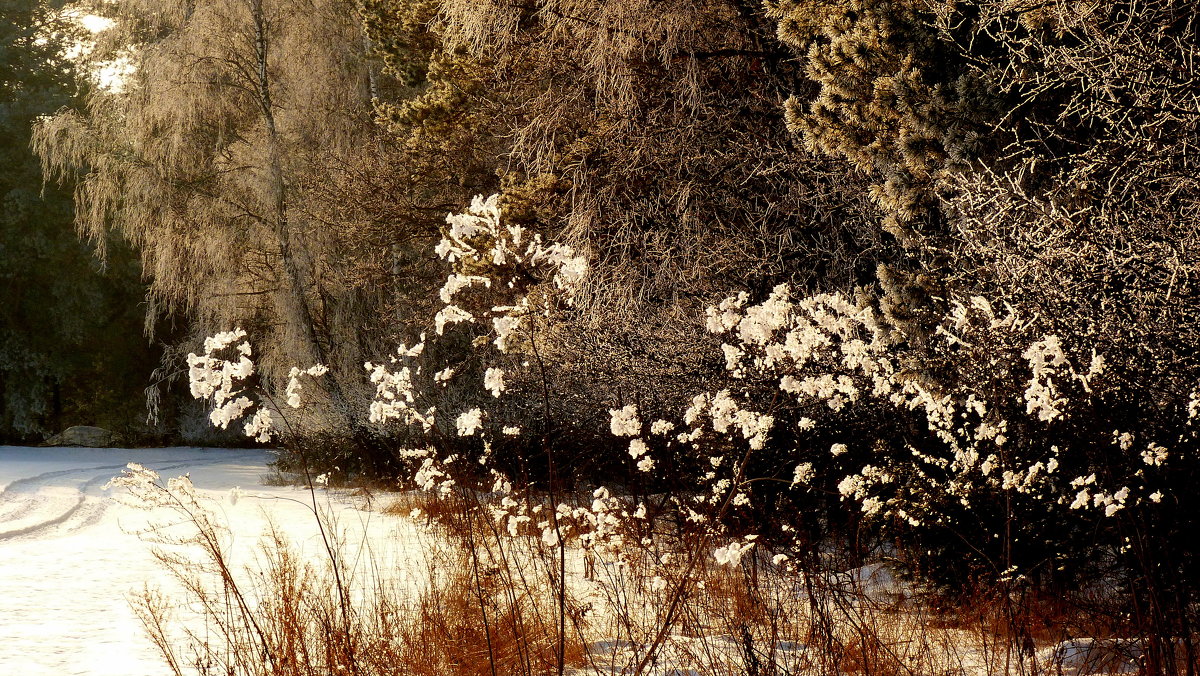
[0,0,152,440]
[771,0,997,243]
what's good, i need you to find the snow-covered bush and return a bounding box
[186,194,1199,604]
[687,282,1198,589]
[433,193,586,345]
[560,279,1196,592]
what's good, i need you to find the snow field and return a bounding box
[0,446,1139,676]
[0,446,428,676]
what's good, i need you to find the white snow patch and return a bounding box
[0,445,425,676]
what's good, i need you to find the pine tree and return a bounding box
[768,0,996,244]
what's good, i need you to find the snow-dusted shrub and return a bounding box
[358,195,595,468]
[687,282,1199,588]
[182,195,589,478]
[433,193,585,345]
[566,279,1196,592]
[184,194,1199,601]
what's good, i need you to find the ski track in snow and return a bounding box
[0,454,261,542]
[0,445,408,676]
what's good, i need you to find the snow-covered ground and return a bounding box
[0,446,1137,676]
[0,445,418,676]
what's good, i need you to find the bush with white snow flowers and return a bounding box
[432,193,586,349]
[184,196,588,497]
[570,283,1194,577]
[363,194,587,444]
[180,194,1194,593]
[682,282,1194,582]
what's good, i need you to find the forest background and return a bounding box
[6,0,1200,669]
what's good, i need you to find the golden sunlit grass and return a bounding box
[123,481,1154,676]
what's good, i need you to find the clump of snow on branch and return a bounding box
[286,364,329,408]
[714,538,756,567]
[456,408,483,436]
[365,340,437,432]
[609,404,641,437]
[187,328,255,429]
[483,367,506,397]
[187,328,327,443]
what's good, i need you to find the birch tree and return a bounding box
[34,0,381,436]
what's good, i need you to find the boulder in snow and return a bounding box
[42,425,122,448]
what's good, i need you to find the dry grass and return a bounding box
[125,482,1186,676]
[132,485,589,676]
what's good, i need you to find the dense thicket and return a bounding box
[350,0,896,478]
[767,0,1200,660]
[29,0,1200,667]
